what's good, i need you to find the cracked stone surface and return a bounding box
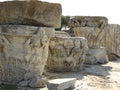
[0,25,54,88]
[47,36,88,72]
[0,1,62,28]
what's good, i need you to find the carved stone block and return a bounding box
[47,78,76,90]
[0,1,62,28]
[72,27,104,48]
[72,24,120,58]
[47,36,88,72]
[0,25,54,87]
[103,24,120,57]
[69,16,108,28]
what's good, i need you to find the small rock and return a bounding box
[18,80,30,87]
[47,78,76,90]
[47,36,88,72]
[86,47,109,64]
[29,76,47,88]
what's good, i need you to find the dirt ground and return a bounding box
[42,58,120,90]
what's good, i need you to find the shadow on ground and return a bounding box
[45,62,113,80]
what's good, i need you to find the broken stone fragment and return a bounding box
[0,1,62,28]
[18,80,30,87]
[47,78,76,90]
[47,36,88,72]
[69,16,108,28]
[86,47,109,64]
[29,76,47,88]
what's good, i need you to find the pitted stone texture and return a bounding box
[86,47,109,64]
[103,24,120,57]
[71,24,120,58]
[47,78,76,90]
[0,25,54,85]
[47,36,88,72]
[72,27,104,48]
[0,1,62,28]
[69,16,108,28]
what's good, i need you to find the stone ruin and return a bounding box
[68,16,120,62]
[0,1,61,28]
[0,0,62,89]
[0,0,120,90]
[47,37,88,72]
[68,16,108,29]
[0,26,54,86]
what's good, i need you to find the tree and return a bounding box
[56,15,71,31]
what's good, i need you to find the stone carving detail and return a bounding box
[0,25,54,86]
[71,24,120,58]
[69,16,108,28]
[47,37,88,72]
[72,27,104,48]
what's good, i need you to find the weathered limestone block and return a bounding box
[71,24,120,59]
[69,16,108,28]
[103,24,120,57]
[47,78,76,90]
[47,36,88,72]
[0,1,62,28]
[0,25,54,86]
[86,47,109,64]
[72,27,104,48]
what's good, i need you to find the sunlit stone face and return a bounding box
[47,36,88,72]
[0,25,54,85]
